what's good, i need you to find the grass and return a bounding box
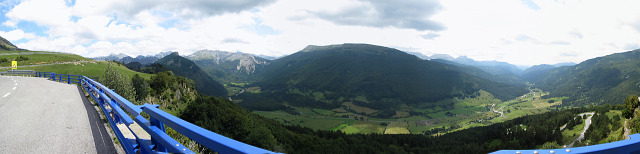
[313,108,335,116]
[226,87,243,96]
[300,118,345,130]
[0,51,91,67]
[384,122,410,134]
[246,87,261,93]
[230,82,249,87]
[312,92,324,101]
[253,87,568,135]
[330,123,349,131]
[341,121,385,134]
[26,61,153,80]
[392,111,410,118]
[331,107,348,113]
[343,102,378,115]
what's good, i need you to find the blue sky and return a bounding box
[1,0,640,66]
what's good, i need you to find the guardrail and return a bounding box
[30,72,278,154]
[0,70,36,76]
[492,134,640,154]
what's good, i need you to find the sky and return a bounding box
[1,0,640,66]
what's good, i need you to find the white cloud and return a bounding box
[2,0,640,66]
[0,29,36,41]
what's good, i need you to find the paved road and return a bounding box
[0,76,116,153]
[568,112,595,148]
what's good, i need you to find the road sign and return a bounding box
[11,61,17,70]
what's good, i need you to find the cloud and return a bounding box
[515,34,539,44]
[560,51,578,57]
[0,29,36,41]
[310,0,445,31]
[74,0,277,20]
[624,43,639,50]
[421,33,440,40]
[519,0,540,10]
[550,41,570,45]
[221,38,249,44]
[569,31,583,39]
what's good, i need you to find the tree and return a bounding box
[102,63,136,101]
[132,74,149,102]
[623,95,639,119]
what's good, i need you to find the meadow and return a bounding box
[255,88,570,135]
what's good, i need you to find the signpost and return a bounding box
[11,61,17,70]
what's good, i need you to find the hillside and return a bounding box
[534,49,640,107]
[0,35,21,51]
[431,59,525,86]
[155,52,227,97]
[520,64,556,81]
[249,44,528,109]
[186,50,270,84]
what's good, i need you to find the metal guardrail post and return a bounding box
[149,104,168,153]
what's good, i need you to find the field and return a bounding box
[254,88,569,135]
[29,61,153,79]
[384,122,410,134]
[343,102,378,114]
[1,51,152,80]
[0,51,91,67]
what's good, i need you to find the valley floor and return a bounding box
[252,87,569,135]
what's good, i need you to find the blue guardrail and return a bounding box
[35,72,279,154]
[491,134,640,154]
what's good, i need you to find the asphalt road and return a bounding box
[0,76,116,153]
[567,112,595,148]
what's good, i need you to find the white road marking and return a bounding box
[13,87,16,90]
[15,83,17,86]
[3,93,10,97]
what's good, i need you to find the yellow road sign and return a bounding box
[11,61,17,70]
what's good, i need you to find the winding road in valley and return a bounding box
[567,112,595,148]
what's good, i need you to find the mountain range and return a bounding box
[242,44,528,110]
[154,52,228,97]
[185,50,270,84]
[533,49,640,106]
[91,42,637,109]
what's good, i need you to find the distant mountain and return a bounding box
[255,54,280,60]
[153,51,174,59]
[93,53,130,61]
[452,56,523,75]
[94,52,174,65]
[520,64,556,81]
[248,44,527,110]
[404,51,429,60]
[186,50,270,84]
[120,55,159,65]
[430,59,525,86]
[0,35,22,51]
[155,52,227,97]
[429,55,523,77]
[552,62,576,67]
[534,49,640,107]
[429,54,455,61]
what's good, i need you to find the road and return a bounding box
[0,76,116,153]
[567,112,595,148]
